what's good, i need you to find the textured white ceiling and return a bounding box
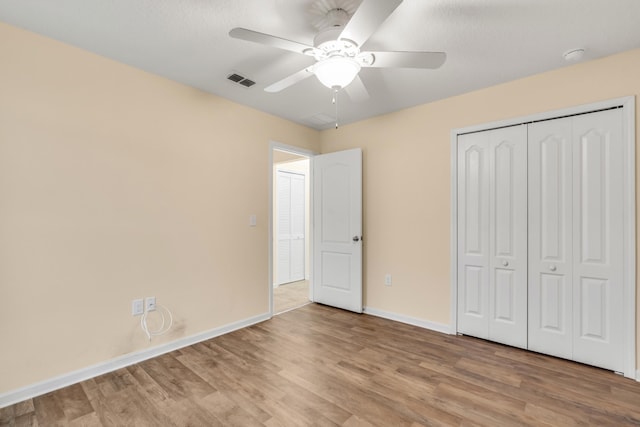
[1,0,639,129]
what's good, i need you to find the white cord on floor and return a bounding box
[140,304,173,341]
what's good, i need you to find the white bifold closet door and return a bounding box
[528,109,625,372]
[276,171,306,285]
[457,125,528,349]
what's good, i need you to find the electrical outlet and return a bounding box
[145,296,156,312]
[132,299,144,316]
[384,274,392,286]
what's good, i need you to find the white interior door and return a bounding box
[313,148,362,313]
[276,171,305,285]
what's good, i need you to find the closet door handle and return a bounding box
[502,260,509,267]
[549,265,557,272]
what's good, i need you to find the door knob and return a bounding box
[502,260,509,267]
[352,236,360,242]
[549,265,557,271]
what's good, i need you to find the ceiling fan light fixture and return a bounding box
[314,56,361,89]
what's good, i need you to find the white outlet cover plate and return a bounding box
[132,299,144,316]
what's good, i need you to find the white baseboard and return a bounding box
[0,312,271,409]
[636,370,640,382]
[363,307,450,334]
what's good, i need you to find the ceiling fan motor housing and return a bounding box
[313,27,359,59]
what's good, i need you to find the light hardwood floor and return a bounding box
[2,303,640,426]
[273,280,310,315]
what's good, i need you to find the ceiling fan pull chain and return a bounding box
[333,87,339,129]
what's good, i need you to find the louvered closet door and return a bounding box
[276,171,306,285]
[289,173,305,282]
[528,118,573,359]
[457,126,527,347]
[277,172,292,285]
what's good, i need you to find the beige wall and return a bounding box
[320,48,640,366]
[0,22,320,394]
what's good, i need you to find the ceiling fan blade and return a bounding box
[229,28,314,55]
[339,0,403,47]
[362,51,446,69]
[264,67,315,93]
[345,75,370,103]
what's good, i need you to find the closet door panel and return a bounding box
[488,125,528,348]
[572,109,624,372]
[539,273,567,331]
[457,132,490,339]
[528,119,573,359]
[277,173,293,285]
[290,174,306,282]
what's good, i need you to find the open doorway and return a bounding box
[270,144,314,315]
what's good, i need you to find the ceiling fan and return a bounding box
[229,0,446,102]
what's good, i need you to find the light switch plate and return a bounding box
[384,274,392,286]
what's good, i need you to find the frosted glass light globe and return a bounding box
[314,56,361,89]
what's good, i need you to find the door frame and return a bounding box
[269,141,318,316]
[449,96,636,379]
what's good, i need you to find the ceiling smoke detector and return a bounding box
[563,48,585,62]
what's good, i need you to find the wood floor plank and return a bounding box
[102,385,173,426]
[523,403,580,427]
[342,415,375,427]
[160,396,226,427]
[139,353,215,401]
[416,360,596,425]
[94,369,134,397]
[32,393,66,426]
[3,303,640,426]
[199,391,264,427]
[178,355,274,423]
[12,413,39,427]
[52,383,93,422]
[278,388,351,426]
[124,364,171,406]
[68,411,101,427]
[79,379,123,427]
